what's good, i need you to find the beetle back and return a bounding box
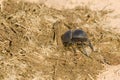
[72,30,88,42]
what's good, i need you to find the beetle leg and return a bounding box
[81,43,88,56]
[71,44,76,53]
[87,39,94,51]
[81,43,93,59]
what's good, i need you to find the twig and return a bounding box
[88,74,95,80]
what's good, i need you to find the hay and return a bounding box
[0,0,120,80]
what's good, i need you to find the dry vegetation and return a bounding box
[0,0,120,80]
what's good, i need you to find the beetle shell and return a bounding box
[72,29,88,42]
[61,29,94,56]
[61,30,72,44]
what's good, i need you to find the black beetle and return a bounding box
[61,29,93,56]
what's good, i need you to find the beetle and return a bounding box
[61,29,94,56]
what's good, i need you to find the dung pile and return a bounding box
[0,0,120,80]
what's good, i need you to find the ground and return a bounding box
[0,0,120,80]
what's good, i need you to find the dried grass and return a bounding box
[0,0,120,80]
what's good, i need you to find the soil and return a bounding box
[0,0,120,80]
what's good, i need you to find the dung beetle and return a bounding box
[61,29,94,56]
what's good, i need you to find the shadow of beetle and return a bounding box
[61,29,94,57]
